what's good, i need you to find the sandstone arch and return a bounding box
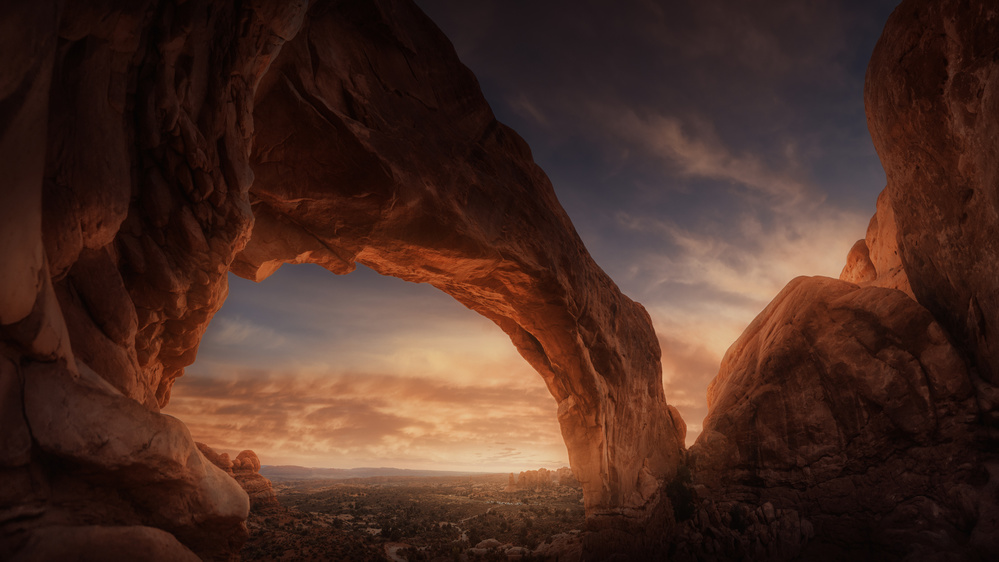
[234,0,684,521]
[0,0,682,559]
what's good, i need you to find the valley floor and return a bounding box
[241,474,585,561]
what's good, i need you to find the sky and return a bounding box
[164,0,901,472]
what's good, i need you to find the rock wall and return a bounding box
[0,0,682,559]
[866,0,999,394]
[1,1,304,559]
[690,0,999,559]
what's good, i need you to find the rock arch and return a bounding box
[236,0,684,519]
[0,0,682,559]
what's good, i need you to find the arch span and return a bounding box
[234,0,684,520]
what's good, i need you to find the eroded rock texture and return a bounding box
[0,0,680,559]
[866,0,999,395]
[690,0,999,559]
[198,445,279,512]
[692,277,987,558]
[839,189,913,298]
[237,0,683,540]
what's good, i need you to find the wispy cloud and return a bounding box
[618,205,868,444]
[507,93,550,127]
[166,367,569,472]
[602,108,813,205]
[205,316,287,348]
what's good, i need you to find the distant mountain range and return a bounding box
[259,465,498,481]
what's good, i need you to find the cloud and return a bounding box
[166,368,568,472]
[602,108,813,205]
[618,206,866,306]
[206,316,287,348]
[621,202,869,445]
[507,93,550,127]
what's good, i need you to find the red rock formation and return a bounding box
[231,451,279,511]
[0,0,681,559]
[238,0,684,529]
[692,276,991,557]
[506,473,518,493]
[866,0,999,393]
[515,469,554,490]
[555,467,581,488]
[839,189,913,298]
[198,444,279,512]
[692,0,999,557]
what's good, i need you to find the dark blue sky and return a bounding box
[167,0,901,469]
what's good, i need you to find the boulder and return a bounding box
[697,276,973,487]
[690,2,999,558]
[692,275,991,557]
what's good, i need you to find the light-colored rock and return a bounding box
[838,239,876,285]
[23,359,250,555]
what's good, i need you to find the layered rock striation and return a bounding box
[0,0,681,559]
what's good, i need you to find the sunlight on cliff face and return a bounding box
[639,208,869,446]
[165,264,570,472]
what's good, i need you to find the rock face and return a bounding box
[198,444,279,512]
[692,276,986,558]
[866,0,999,394]
[838,190,914,298]
[0,0,681,559]
[556,467,581,488]
[691,0,999,558]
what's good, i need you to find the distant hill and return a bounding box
[259,465,495,481]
